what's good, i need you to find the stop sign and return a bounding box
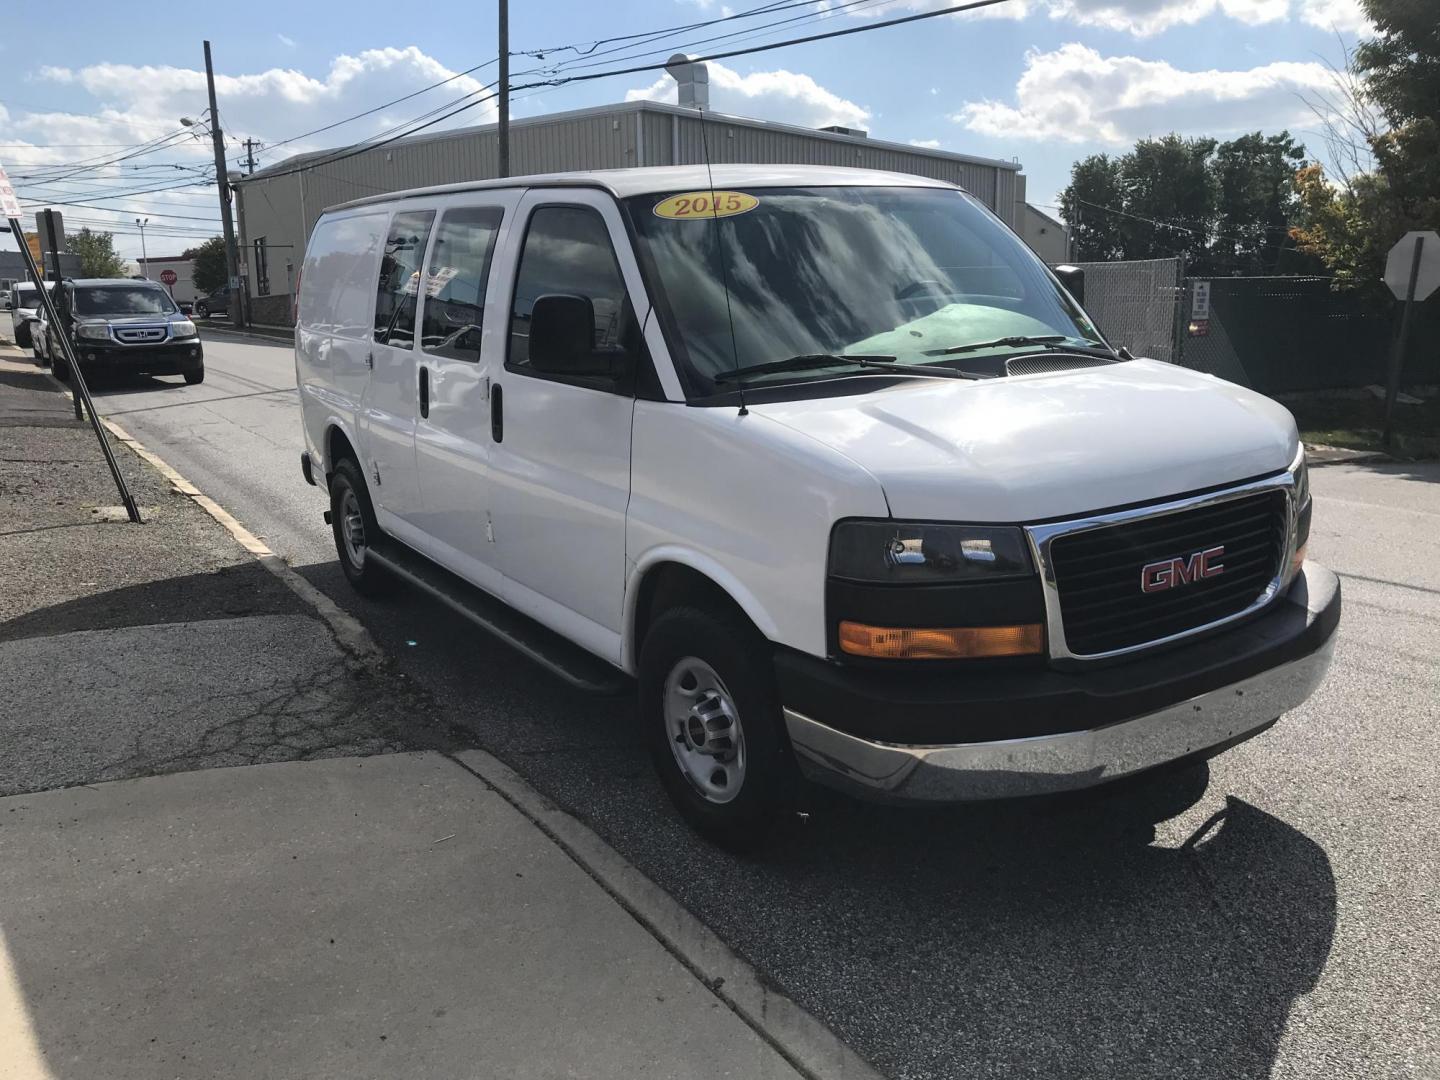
[1384,231,1440,301]
[159,268,177,286]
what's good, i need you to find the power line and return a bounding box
[249,0,1011,184]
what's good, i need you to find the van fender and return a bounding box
[621,545,781,674]
[318,412,363,478]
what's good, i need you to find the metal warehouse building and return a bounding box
[234,88,1026,324]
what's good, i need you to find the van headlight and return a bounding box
[171,319,198,339]
[828,522,1034,584]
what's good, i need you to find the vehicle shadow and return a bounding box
[738,771,1336,1079]
[283,563,1338,1080]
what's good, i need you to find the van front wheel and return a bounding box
[328,457,392,597]
[639,606,790,850]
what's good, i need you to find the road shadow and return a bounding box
[0,561,308,643]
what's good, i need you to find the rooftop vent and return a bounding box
[819,125,868,138]
[666,54,710,110]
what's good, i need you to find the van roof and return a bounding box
[324,164,960,215]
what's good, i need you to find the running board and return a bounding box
[366,543,631,696]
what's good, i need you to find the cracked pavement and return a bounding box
[0,353,458,796]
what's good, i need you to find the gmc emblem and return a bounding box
[1141,546,1225,593]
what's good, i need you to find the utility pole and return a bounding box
[497,0,510,178]
[242,138,260,175]
[135,217,149,278]
[203,40,245,328]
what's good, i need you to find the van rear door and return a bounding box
[410,195,516,582]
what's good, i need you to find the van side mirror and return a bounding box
[528,294,618,377]
[1054,264,1085,306]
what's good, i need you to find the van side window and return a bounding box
[373,210,435,348]
[508,206,635,374]
[421,207,503,362]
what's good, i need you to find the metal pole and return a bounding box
[9,214,141,523]
[204,40,246,329]
[1383,235,1424,448]
[40,209,83,422]
[497,0,510,178]
[136,218,149,278]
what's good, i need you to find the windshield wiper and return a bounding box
[714,353,901,384]
[928,335,1116,358]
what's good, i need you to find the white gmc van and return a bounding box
[295,165,1339,847]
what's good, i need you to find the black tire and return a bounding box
[15,322,32,349]
[194,302,208,319]
[328,456,393,597]
[183,362,205,385]
[52,353,70,382]
[639,605,791,850]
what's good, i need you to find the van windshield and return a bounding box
[73,285,177,317]
[624,186,1106,397]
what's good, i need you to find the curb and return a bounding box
[448,748,885,1080]
[47,364,879,1080]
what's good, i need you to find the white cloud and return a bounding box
[277,33,297,48]
[626,60,869,131]
[5,47,497,258]
[955,43,1333,145]
[1295,0,1372,31]
[841,0,1370,36]
[909,138,942,148]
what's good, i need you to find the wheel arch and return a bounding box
[623,550,779,674]
[323,420,361,479]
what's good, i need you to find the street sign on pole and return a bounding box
[1381,231,1437,446]
[0,162,21,218]
[1385,231,1440,302]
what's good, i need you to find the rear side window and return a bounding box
[421,206,503,362]
[508,206,630,371]
[374,210,435,348]
[298,212,387,339]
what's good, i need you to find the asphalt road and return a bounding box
[89,330,1439,1080]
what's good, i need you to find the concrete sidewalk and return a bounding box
[0,345,871,1079]
[0,753,805,1080]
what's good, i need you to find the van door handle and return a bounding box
[418,366,430,419]
[365,350,374,369]
[490,383,503,443]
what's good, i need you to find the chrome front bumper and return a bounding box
[785,632,1336,804]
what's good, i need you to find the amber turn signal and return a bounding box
[838,621,1044,659]
[1289,541,1308,577]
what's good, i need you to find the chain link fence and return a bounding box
[1061,257,1184,364]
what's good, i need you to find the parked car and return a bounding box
[295,165,1339,848]
[46,278,203,385]
[192,286,230,319]
[6,281,56,349]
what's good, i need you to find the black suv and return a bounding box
[193,286,231,319]
[47,279,204,385]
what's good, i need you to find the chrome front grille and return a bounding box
[1026,473,1299,660]
[114,325,168,345]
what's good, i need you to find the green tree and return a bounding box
[67,227,127,278]
[1060,154,1127,261]
[1211,132,1307,275]
[1060,131,1313,274]
[1120,134,1217,266]
[1292,5,1440,293]
[183,236,227,294]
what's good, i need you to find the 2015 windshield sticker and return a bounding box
[653,191,759,220]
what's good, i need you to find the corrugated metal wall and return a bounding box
[236,103,1019,307]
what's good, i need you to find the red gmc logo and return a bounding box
[1141,546,1225,593]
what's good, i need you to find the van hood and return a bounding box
[750,359,1298,522]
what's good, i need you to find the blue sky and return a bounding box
[0,0,1368,259]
